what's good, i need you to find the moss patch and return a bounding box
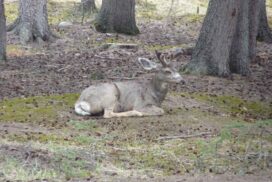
[4,2,19,24]
[182,14,204,23]
[180,92,272,119]
[0,145,95,181]
[145,44,189,51]
[0,157,57,181]
[136,1,163,20]
[47,0,79,25]
[107,120,272,175]
[145,44,176,51]
[4,1,80,25]
[0,93,79,123]
[6,44,30,57]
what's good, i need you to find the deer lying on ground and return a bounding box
[75,51,185,118]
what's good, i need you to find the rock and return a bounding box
[58,21,73,30]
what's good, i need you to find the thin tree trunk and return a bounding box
[184,0,261,77]
[95,0,139,35]
[8,0,54,44]
[81,0,97,13]
[0,0,6,61]
[257,0,272,43]
[81,0,97,24]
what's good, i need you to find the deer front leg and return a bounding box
[138,105,165,116]
[103,108,143,118]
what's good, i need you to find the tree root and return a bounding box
[7,19,57,44]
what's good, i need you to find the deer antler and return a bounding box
[155,50,168,67]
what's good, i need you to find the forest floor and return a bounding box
[0,0,272,181]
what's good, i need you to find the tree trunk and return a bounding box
[184,0,261,77]
[95,0,139,35]
[7,0,54,44]
[230,0,260,74]
[81,0,97,13]
[0,0,6,61]
[257,0,272,43]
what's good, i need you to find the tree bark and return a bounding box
[95,0,139,35]
[230,0,260,74]
[184,0,261,77]
[7,0,54,44]
[81,0,97,13]
[0,0,6,61]
[257,0,272,43]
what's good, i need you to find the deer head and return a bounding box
[138,51,185,84]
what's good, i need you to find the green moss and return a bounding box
[73,135,97,145]
[110,142,184,175]
[268,18,272,28]
[267,0,272,8]
[182,14,204,23]
[4,2,19,24]
[1,157,57,181]
[180,92,272,119]
[7,133,68,144]
[1,149,94,181]
[136,1,163,20]
[6,131,100,146]
[68,120,97,131]
[47,1,78,25]
[146,44,174,51]
[199,1,209,7]
[4,1,79,25]
[145,44,188,51]
[52,149,95,179]
[137,11,164,21]
[6,45,27,57]
[110,119,272,175]
[0,93,79,123]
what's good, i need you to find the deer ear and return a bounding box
[138,58,158,70]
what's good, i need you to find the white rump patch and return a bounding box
[75,101,91,116]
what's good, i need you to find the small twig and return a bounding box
[111,147,146,152]
[167,0,175,17]
[57,65,72,72]
[81,0,85,25]
[108,76,136,80]
[94,55,123,60]
[44,64,60,68]
[157,132,212,141]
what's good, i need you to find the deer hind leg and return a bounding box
[103,108,143,118]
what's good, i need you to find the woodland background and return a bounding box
[0,0,271,181]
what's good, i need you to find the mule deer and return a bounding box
[75,51,185,118]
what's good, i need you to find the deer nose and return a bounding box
[180,79,186,85]
[173,73,186,84]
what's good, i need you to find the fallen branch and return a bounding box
[100,43,138,50]
[57,65,73,72]
[111,147,146,153]
[108,76,135,80]
[94,55,123,60]
[156,132,212,141]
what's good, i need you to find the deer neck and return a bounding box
[150,75,168,104]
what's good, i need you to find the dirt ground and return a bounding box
[0,4,272,181]
[1,20,272,102]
